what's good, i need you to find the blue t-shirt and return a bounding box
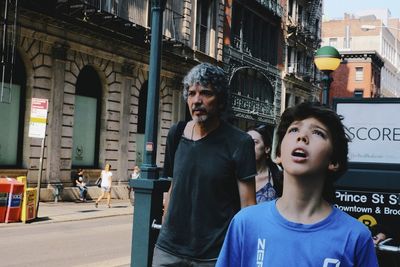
[217,200,378,267]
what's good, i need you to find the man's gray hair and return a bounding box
[182,63,228,111]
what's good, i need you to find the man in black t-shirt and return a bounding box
[153,63,256,266]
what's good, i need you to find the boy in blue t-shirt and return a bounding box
[217,102,378,267]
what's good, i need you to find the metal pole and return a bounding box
[130,1,169,266]
[143,0,165,174]
[321,70,332,106]
[36,136,45,216]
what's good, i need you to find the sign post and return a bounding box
[28,98,48,215]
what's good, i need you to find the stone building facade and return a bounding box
[0,0,224,189]
[1,0,323,196]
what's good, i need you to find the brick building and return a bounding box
[330,51,384,102]
[322,10,400,97]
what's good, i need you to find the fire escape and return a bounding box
[18,0,187,57]
[225,0,284,124]
[285,0,322,97]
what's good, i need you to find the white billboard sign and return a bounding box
[28,98,49,138]
[336,102,400,164]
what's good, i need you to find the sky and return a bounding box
[323,0,400,19]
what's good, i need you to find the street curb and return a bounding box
[0,200,134,228]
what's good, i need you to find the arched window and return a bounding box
[135,81,148,167]
[232,68,274,104]
[0,52,26,167]
[72,66,101,167]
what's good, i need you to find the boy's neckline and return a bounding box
[275,197,332,225]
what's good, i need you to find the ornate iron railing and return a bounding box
[231,93,275,121]
[57,0,185,43]
[256,0,283,17]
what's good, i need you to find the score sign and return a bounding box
[336,102,400,164]
[28,98,48,138]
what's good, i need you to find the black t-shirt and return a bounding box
[156,121,256,260]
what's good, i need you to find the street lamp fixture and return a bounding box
[314,46,341,106]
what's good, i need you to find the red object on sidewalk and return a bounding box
[0,178,25,223]
[0,183,9,223]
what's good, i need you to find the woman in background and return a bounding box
[128,166,141,205]
[95,163,113,208]
[247,125,282,203]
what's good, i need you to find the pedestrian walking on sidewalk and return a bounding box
[95,163,113,208]
[152,63,257,266]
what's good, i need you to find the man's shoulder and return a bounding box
[167,122,179,135]
[167,121,187,138]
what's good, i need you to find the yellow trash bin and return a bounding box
[21,188,36,223]
[17,176,37,223]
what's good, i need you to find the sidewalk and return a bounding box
[0,199,134,227]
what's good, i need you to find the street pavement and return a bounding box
[0,199,134,227]
[0,199,134,266]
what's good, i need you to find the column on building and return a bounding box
[45,42,68,184]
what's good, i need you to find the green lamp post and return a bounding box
[130,1,170,266]
[314,46,341,106]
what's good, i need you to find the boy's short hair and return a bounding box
[276,102,349,182]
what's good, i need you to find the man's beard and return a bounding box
[191,105,218,123]
[192,114,208,123]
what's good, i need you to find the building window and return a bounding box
[329,38,337,47]
[195,0,216,55]
[231,1,278,64]
[0,84,21,165]
[135,81,148,168]
[297,5,303,26]
[343,25,351,49]
[355,67,364,81]
[354,89,364,98]
[72,66,102,167]
[285,93,291,108]
[288,0,294,17]
[163,0,184,41]
[0,52,25,167]
[231,69,274,103]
